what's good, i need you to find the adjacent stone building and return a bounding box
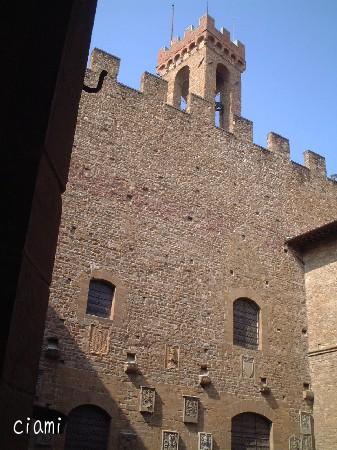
[32,14,337,450]
[287,222,337,450]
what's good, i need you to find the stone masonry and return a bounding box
[33,14,337,450]
[288,224,337,450]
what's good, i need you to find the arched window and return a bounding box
[233,298,260,350]
[231,413,271,450]
[215,63,230,129]
[64,405,110,450]
[86,279,115,319]
[172,65,190,111]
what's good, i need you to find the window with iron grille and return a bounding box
[233,298,259,350]
[86,279,115,318]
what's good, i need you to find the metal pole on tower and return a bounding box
[170,4,175,45]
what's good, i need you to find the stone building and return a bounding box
[287,222,337,450]
[32,14,337,450]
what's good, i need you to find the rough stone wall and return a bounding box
[303,239,337,450]
[34,48,337,450]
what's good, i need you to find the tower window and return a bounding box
[86,279,115,318]
[233,298,260,350]
[173,65,190,111]
[215,63,230,129]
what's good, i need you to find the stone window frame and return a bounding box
[223,288,270,353]
[77,269,128,326]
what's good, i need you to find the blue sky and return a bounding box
[89,0,337,175]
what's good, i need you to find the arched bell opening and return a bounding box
[215,63,230,129]
[172,65,190,111]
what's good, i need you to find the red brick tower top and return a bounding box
[156,15,246,130]
[157,15,245,75]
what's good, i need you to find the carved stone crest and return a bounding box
[242,355,254,378]
[165,345,179,369]
[88,323,110,355]
[289,435,300,450]
[198,432,213,450]
[162,431,179,450]
[301,435,313,450]
[300,411,312,435]
[183,395,198,423]
[119,431,137,450]
[139,386,155,413]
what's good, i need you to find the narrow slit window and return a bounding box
[215,92,221,127]
[215,63,230,129]
[86,279,115,318]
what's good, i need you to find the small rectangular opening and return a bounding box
[127,352,136,363]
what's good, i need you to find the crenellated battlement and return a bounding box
[90,48,121,78]
[304,150,327,178]
[86,48,332,187]
[157,15,245,76]
[141,72,168,103]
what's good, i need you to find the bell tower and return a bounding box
[157,15,246,130]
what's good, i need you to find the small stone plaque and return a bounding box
[183,396,199,423]
[301,435,313,450]
[165,345,179,369]
[289,435,300,450]
[162,431,179,450]
[88,323,110,355]
[198,432,213,450]
[242,356,254,378]
[300,411,312,435]
[139,386,155,413]
[119,431,137,450]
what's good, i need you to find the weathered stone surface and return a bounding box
[289,435,300,450]
[300,411,312,435]
[88,323,110,355]
[301,435,313,450]
[301,238,337,449]
[119,431,137,450]
[242,356,254,379]
[162,431,179,450]
[165,345,179,369]
[183,395,198,423]
[139,386,155,413]
[198,432,213,450]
